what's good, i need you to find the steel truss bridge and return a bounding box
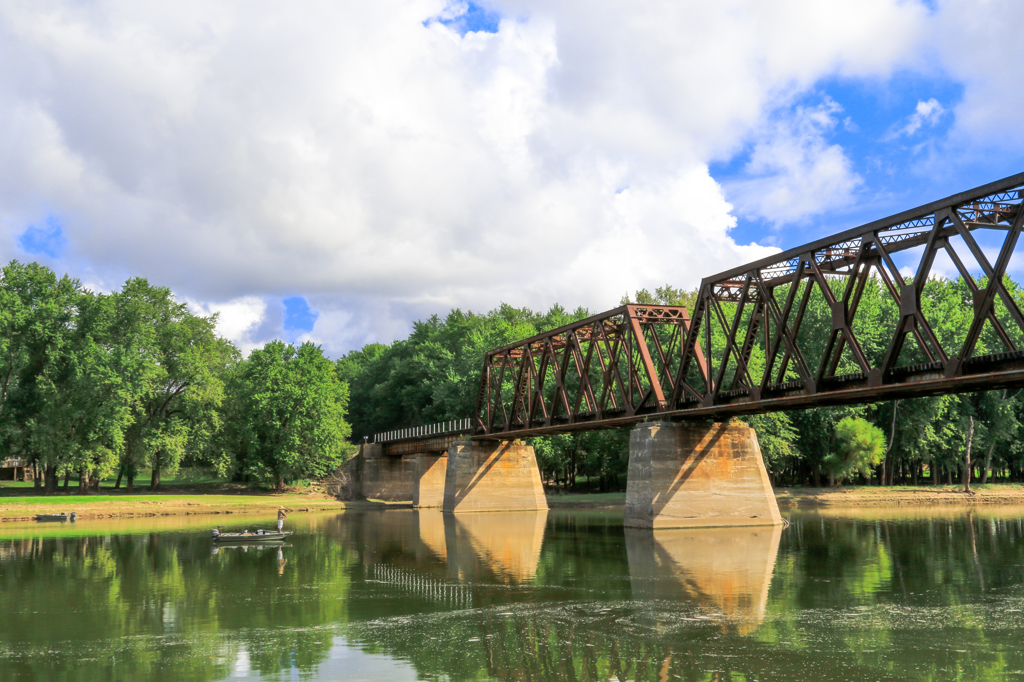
[374,172,1024,447]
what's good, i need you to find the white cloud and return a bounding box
[186,296,269,358]
[0,1,937,355]
[888,98,946,139]
[725,99,863,224]
[930,0,1024,147]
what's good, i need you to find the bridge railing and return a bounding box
[373,418,473,444]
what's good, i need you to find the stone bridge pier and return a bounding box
[356,439,548,513]
[625,421,782,529]
[441,440,548,513]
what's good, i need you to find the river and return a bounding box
[1,507,1023,681]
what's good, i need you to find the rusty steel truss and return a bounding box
[474,172,1024,439]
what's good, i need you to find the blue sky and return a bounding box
[430,1,501,35]
[714,69,1022,250]
[18,216,68,259]
[0,1,1022,357]
[283,296,318,339]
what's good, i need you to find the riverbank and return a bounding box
[545,484,1024,509]
[774,484,1024,507]
[0,485,384,521]
[5,484,1024,521]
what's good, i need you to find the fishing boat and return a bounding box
[35,512,76,522]
[211,527,292,542]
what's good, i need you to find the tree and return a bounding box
[110,279,234,491]
[743,412,799,484]
[231,341,352,489]
[824,417,886,486]
[0,261,107,493]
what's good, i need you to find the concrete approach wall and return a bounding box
[624,421,782,529]
[360,443,418,501]
[442,440,548,513]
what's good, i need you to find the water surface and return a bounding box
[2,507,1024,681]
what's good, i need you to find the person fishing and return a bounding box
[277,507,288,532]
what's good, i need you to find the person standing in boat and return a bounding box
[277,507,287,532]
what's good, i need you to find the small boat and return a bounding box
[211,528,292,542]
[35,512,76,523]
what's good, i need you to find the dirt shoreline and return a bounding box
[546,485,1024,510]
[774,485,1024,508]
[0,494,395,522]
[4,485,1024,521]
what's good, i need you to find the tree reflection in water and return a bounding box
[3,509,1024,681]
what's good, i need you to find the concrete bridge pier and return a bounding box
[624,421,782,529]
[413,452,448,508]
[442,440,548,513]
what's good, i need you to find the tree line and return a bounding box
[8,256,1023,494]
[0,261,352,494]
[339,279,1024,490]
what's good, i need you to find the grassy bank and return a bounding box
[0,492,348,521]
[7,480,1024,521]
[0,475,362,521]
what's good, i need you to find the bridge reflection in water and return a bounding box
[625,525,782,635]
[364,510,781,625]
[353,513,909,682]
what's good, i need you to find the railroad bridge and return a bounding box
[355,172,1024,528]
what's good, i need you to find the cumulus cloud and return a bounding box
[186,296,269,357]
[887,98,946,139]
[725,99,863,225]
[930,0,1024,147]
[0,1,940,355]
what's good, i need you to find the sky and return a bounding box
[1,0,1023,358]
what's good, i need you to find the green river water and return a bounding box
[2,506,1024,681]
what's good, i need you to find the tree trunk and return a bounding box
[276,475,285,491]
[127,471,135,493]
[114,466,123,490]
[63,469,70,490]
[33,462,41,488]
[150,464,161,491]
[79,467,87,494]
[963,417,975,494]
[44,465,57,494]
[978,440,995,483]
[881,400,900,487]
[932,461,939,485]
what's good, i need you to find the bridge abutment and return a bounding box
[442,440,548,513]
[360,443,418,501]
[625,421,782,529]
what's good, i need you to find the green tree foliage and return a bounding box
[337,303,589,438]
[229,341,353,489]
[110,278,237,491]
[825,417,886,486]
[0,261,365,495]
[0,261,129,492]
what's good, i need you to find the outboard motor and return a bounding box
[211,528,220,538]
[70,512,77,522]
